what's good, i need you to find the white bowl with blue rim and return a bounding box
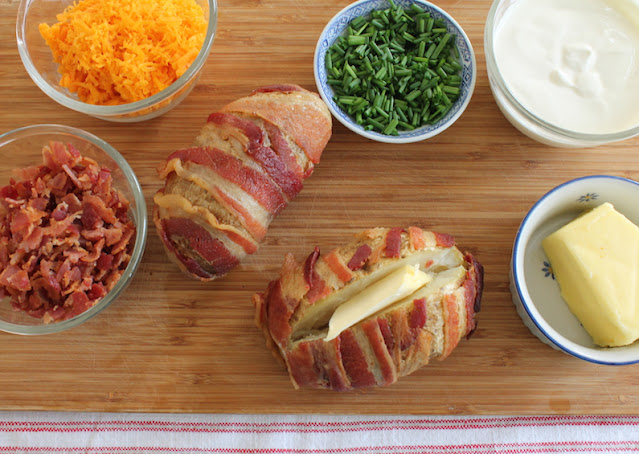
[314,0,476,143]
[510,175,639,365]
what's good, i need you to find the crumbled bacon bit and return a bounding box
[304,247,328,304]
[0,141,136,323]
[347,244,372,271]
[384,228,404,258]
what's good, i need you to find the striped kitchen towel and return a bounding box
[0,413,638,453]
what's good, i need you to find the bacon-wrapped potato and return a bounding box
[253,227,483,391]
[153,85,332,280]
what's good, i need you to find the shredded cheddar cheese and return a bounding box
[39,0,208,106]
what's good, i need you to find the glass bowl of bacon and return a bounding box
[0,124,147,334]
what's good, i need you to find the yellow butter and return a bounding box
[542,202,639,347]
[325,265,432,342]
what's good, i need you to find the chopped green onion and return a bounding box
[443,85,460,96]
[367,118,385,130]
[395,68,412,77]
[347,35,367,46]
[325,2,464,135]
[344,62,358,79]
[405,89,422,102]
[418,40,426,58]
[431,33,451,60]
[398,120,415,130]
[383,118,399,135]
[449,60,462,72]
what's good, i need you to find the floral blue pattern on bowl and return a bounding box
[313,0,476,143]
[541,261,554,280]
[577,193,598,202]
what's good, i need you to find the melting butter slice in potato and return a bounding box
[325,264,432,341]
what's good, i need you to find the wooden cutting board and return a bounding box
[1,0,639,415]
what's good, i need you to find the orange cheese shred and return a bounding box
[39,0,208,106]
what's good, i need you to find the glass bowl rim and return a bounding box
[484,0,639,143]
[15,0,217,116]
[0,124,148,335]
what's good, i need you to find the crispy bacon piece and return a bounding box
[339,329,377,388]
[154,85,332,281]
[303,247,329,304]
[166,147,287,215]
[347,244,372,271]
[440,294,461,360]
[362,319,397,386]
[303,247,320,286]
[408,226,426,250]
[285,342,318,388]
[259,253,309,346]
[261,121,306,179]
[265,280,294,346]
[223,85,332,164]
[323,250,353,283]
[385,227,404,258]
[254,227,483,391]
[0,141,136,323]
[161,217,240,277]
[253,85,304,94]
[434,232,455,248]
[206,113,303,199]
[463,253,484,337]
[310,337,349,391]
[0,265,31,291]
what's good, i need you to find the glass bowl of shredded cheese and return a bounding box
[16,0,217,122]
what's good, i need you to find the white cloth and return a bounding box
[0,413,638,453]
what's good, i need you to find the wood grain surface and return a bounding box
[1,0,639,415]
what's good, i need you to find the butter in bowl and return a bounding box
[510,175,639,364]
[543,202,639,348]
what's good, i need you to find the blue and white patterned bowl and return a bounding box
[511,175,639,365]
[314,0,476,143]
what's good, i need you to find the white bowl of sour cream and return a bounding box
[485,0,639,147]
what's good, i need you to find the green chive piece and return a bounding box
[443,85,460,96]
[398,120,415,130]
[344,63,358,79]
[383,118,399,135]
[367,118,385,130]
[324,2,464,135]
[347,35,367,46]
[405,89,422,102]
[418,40,426,58]
[431,33,451,59]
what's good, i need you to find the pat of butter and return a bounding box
[325,265,432,342]
[542,202,639,347]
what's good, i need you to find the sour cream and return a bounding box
[494,0,639,135]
